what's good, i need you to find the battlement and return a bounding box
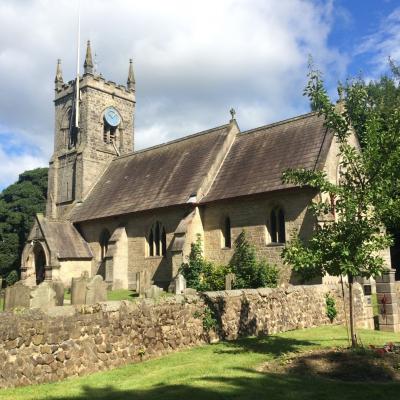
[55,73,135,103]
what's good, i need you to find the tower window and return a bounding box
[148,222,167,257]
[268,208,286,244]
[103,120,117,144]
[222,217,231,248]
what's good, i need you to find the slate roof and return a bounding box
[71,112,331,222]
[36,215,93,259]
[202,113,331,202]
[71,124,232,222]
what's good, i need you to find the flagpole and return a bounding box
[75,0,81,129]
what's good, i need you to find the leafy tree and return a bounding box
[343,60,400,231]
[0,168,48,279]
[5,270,19,286]
[282,66,393,347]
[229,230,278,289]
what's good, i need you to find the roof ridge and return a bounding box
[116,123,231,160]
[239,112,318,136]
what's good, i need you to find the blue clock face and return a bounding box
[104,107,121,127]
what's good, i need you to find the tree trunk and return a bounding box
[348,274,357,347]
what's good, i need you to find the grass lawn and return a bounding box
[1,326,400,400]
[64,289,139,302]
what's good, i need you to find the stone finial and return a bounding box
[230,107,236,121]
[127,59,135,91]
[55,59,63,90]
[84,40,94,75]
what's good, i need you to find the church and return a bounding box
[20,42,348,291]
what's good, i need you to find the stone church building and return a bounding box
[20,42,352,291]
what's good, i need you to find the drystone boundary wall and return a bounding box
[0,284,367,388]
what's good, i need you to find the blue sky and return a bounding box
[0,0,399,191]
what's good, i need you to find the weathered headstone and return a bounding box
[184,288,197,295]
[4,281,31,311]
[145,285,163,299]
[0,277,3,311]
[30,282,57,309]
[85,275,107,304]
[135,272,141,295]
[376,269,400,332]
[174,274,186,294]
[225,273,236,290]
[71,272,89,305]
[50,280,64,306]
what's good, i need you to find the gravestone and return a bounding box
[376,269,400,332]
[30,282,57,309]
[4,281,31,311]
[135,272,142,295]
[174,274,186,294]
[145,285,163,299]
[50,280,64,306]
[0,277,2,311]
[85,275,107,304]
[71,272,89,305]
[225,273,236,290]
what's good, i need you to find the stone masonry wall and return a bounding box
[0,284,368,388]
[202,189,317,284]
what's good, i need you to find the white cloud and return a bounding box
[0,0,348,188]
[355,7,400,75]
[0,146,47,189]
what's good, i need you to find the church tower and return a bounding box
[46,41,136,219]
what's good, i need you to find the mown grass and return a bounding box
[63,289,138,303]
[1,326,399,400]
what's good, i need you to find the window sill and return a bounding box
[266,243,285,247]
[145,256,164,260]
[221,247,232,251]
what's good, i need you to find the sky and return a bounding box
[0,0,399,190]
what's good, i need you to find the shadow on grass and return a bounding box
[213,335,319,357]
[46,367,400,400]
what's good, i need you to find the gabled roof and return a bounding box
[71,124,233,222]
[71,112,331,223]
[30,214,93,259]
[202,113,331,203]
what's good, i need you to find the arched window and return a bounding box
[155,222,160,256]
[148,222,167,257]
[268,208,285,244]
[99,229,111,260]
[162,227,167,256]
[222,217,231,248]
[149,228,154,256]
[278,209,286,243]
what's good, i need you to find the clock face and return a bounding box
[104,107,121,127]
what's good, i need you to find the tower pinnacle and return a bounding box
[127,59,135,91]
[55,59,63,90]
[84,40,94,75]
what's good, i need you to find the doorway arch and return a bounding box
[34,243,46,285]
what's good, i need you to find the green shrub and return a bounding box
[180,235,230,291]
[193,306,218,332]
[229,230,278,288]
[325,293,338,322]
[6,270,19,286]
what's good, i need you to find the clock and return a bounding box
[104,107,121,127]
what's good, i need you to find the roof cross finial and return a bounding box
[230,107,236,121]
